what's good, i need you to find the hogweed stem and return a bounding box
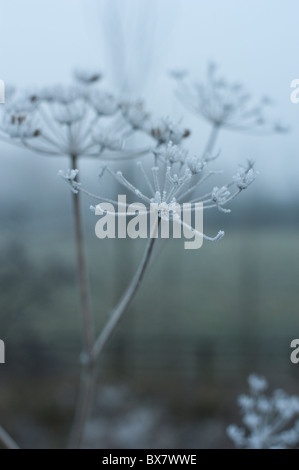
[93,220,160,360]
[0,426,20,450]
[68,155,95,450]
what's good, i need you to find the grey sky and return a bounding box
[0,0,298,207]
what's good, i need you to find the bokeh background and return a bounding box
[0,0,299,449]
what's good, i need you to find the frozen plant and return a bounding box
[0,70,192,450]
[227,374,299,449]
[0,73,151,159]
[60,143,257,446]
[171,63,288,154]
[0,69,159,450]
[64,142,257,237]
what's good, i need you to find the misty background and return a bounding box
[0,0,298,449]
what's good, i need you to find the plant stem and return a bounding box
[93,226,159,361]
[69,155,95,450]
[0,426,20,450]
[203,124,220,156]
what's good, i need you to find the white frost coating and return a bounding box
[0,72,153,160]
[228,374,299,449]
[63,144,255,247]
[173,63,288,135]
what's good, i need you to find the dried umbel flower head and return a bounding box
[61,142,257,242]
[172,63,288,135]
[120,100,151,131]
[2,108,41,139]
[228,374,299,449]
[0,74,153,160]
[149,118,191,146]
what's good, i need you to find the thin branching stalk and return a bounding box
[93,221,159,361]
[70,219,159,448]
[69,155,95,450]
[0,426,20,450]
[203,123,220,156]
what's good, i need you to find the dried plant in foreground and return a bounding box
[171,63,288,155]
[0,70,158,449]
[228,374,299,449]
[61,142,257,445]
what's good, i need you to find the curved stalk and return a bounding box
[93,224,159,361]
[203,123,220,156]
[0,426,20,450]
[68,155,95,450]
[70,195,158,448]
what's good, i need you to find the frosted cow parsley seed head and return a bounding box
[89,90,119,117]
[2,111,40,139]
[228,374,299,449]
[0,70,156,160]
[121,100,150,131]
[61,141,256,244]
[233,166,258,190]
[187,156,206,175]
[39,85,84,104]
[150,118,190,145]
[92,129,124,152]
[173,63,288,134]
[155,142,188,165]
[58,169,80,194]
[6,97,38,114]
[54,104,85,126]
[248,374,268,394]
[212,186,231,213]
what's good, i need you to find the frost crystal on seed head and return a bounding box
[173,63,288,135]
[2,111,40,139]
[0,69,157,160]
[6,98,38,114]
[187,156,206,175]
[155,142,188,165]
[120,100,150,131]
[54,104,85,125]
[58,169,79,182]
[248,374,268,394]
[212,186,231,213]
[150,118,190,145]
[89,90,119,116]
[39,85,83,104]
[92,129,124,152]
[61,139,256,244]
[228,374,299,449]
[233,167,257,190]
[58,169,80,194]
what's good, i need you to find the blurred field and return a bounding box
[1,226,298,349]
[0,219,299,448]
